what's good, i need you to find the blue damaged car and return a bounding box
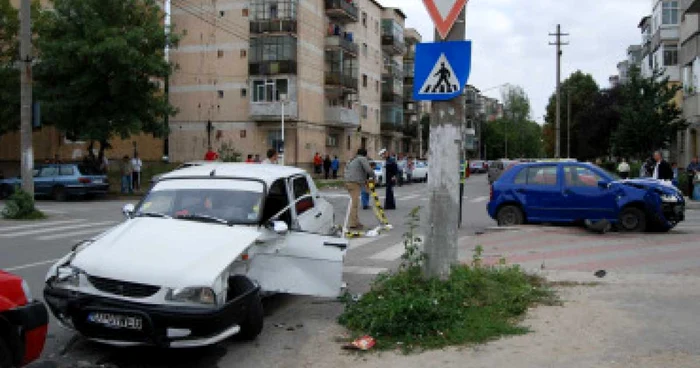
[487,162,685,232]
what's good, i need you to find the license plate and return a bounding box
[87,312,143,330]
[93,179,103,184]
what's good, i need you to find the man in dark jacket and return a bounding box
[383,150,398,210]
[652,151,674,181]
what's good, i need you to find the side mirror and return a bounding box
[122,204,135,219]
[598,181,610,189]
[271,221,289,235]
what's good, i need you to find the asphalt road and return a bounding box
[1,174,495,368]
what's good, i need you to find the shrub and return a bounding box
[2,189,45,220]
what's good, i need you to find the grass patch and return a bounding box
[2,189,46,220]
[315,179,345,190]
[338,208,557,353]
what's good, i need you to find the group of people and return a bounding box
[344,148,399,230]
[617,152,700,195]
[118,154,143,194]
[313,153,341,180]
[203,146,280,165]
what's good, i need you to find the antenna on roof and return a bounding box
[210,169,216,177]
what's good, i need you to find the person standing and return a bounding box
[204,146,219,161]
[323,155,332,180]
[131,153,143,192]
[652,151,674,181]
[99,153,110,175]
[687,157,700,196]
[262,149,279,165]
[383,150,398,210]
[313,153,323,176]
[617,158,630,180]
[254,154,261,163]
[120,155,133,194]
[245,155,254,163]
[344,148,375,230]
[331,156,340,179]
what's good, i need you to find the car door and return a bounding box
[289,174,326,234]
[561,165,617,221]
[519,165,566,222]
[34,166,58,195]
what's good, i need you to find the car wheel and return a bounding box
[618,207,646,232]
[52,186,67,201]
[0,337,12,368]
[227,276,263,341]
[497,205,524,226]
[0,184,12,200]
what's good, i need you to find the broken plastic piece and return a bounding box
[343,335,376,351]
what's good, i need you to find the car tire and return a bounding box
[618,207,646,232]
[52,186,67,201]
[227,276,263,341]
[0,337,12,368]
[0,184,12,200]
[497,205,524,226]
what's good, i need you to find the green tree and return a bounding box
[0,0,21,135]
[614,66,686,159]
[34,0,177,157]
[482,118,542,160]
[499,85,538,158]
[575,86,623,160]
[543,71,599,158]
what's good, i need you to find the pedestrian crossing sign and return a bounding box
[413,41,472,101]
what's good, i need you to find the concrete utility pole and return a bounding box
[20,0,34,196]
[567,88,571,159]
[425,8,466,279]
[549,24,568,159]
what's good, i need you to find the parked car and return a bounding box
[412,161,428,182]
[150,160,220,184]
[469,160,487,174]
[0,164,108,201]
[487,162,685,232]
[0,271,49,368]
[487,159,518,184]
[371,160,385,186]
[43,164,348,348]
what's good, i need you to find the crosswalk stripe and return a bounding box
[370,242,406,261]
[0,221,117,238]
[0,219,83,232]
[349,235,385,250]
[344,266,388,275]
[36,226,114,241]
[470,196,489,203]
[4,259,61,272]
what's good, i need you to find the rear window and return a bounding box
[78,164,103,176]
[59,166,75,176]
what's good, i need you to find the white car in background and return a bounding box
[412,161,428,182]
[43,164,348,348]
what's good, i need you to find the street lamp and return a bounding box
[279,93,287,165]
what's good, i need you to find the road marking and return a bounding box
[344,266,388,275]
[36,209,67,215]
[470,196,489,203]
[4,259,60,272]
[349,235,385,250]
[0,219,83,232]
[0,221,117,238]
[36,226,114,241]
[370,242,406,261]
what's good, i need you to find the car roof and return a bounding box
[160,163,309,186]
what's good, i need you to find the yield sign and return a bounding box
[422,0,468,40]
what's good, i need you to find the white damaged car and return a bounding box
[43,164,348,348]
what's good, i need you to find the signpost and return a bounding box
[417,0,470,279]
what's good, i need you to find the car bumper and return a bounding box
[65,184,109,196]
[43,284,259,348]
[3,301,49,366]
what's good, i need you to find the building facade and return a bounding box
[679,0,700,166]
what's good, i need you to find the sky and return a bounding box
[381,0,650,123]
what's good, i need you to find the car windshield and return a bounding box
[135,179,265,225]
[594,165,620,181]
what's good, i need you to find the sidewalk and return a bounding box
[686,197,700,210]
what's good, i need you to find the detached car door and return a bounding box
[289,175,332,234]
[561,165,618,221]
[248,232,347,298]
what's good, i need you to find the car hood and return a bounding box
[71,218,262,288]
[615,178,682,195]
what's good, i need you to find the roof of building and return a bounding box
[160,163,308,186]
[638,15,651,28]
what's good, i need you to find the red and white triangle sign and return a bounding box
[423,0,468,40]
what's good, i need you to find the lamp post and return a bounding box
[279,93,287,165]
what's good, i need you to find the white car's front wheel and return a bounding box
[227,276,264,341]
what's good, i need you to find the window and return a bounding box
[240,49,247,58]
[361,105,368,118]
[248,36,296,63]
[326,134,339,147]
[375,80,379,92]
[252,78,288,102]
[217,50,224,58]
[347,135,351,150]
[361,137,367,149]
[664,44,678,66]
[250,0,296,20]
[219,10,225,17]
[527,166,558,186]
[262,179,291,225]
[241,88,247,97]
[362,74,367,87]
[662,0,679,25]
[362,11,367,27]
[242,8,249,17]
[59,166,74,176]
[268,130,283,152]
[362,43,368,56]
[218,90,224,98]
[291,176,314,215]
[269,4,278,18]
[39,167,58,177]
[564,166,603,188]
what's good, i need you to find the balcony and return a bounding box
[403,85,414,100]
[250,19,297,34]
[249,60,297,75]
[250,100,299,122]
[381,104,403,132]
[403,122,419,137]
[325,35,359,56]
[325,106,360,127]
[325,0,359,23]
[325,72,357,91]
[684,0,700,14]
[382,35,406,56]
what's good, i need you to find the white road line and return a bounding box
[343,266,388,275]
[0,219,83,232]
[470,196,489,203]
[349,235,384,250]
[4,259,60,272]
[36,209,67,215]
[0,221,117,238]
[400,194,422,201]
[370,242,406,261]
[37,226,114,241]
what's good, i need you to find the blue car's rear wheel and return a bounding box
[618,207,646,232]
[497,205,524,226]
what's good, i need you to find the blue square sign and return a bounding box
[413,41,472,101]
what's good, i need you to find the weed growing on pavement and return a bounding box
[400,207,427,270]
[338,208,557,353]
[1,189,45,220]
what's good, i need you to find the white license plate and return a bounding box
[87,312,143,330]
[93,179,103,184]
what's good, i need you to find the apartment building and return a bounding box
[679,0,700,165]
[402,28,421,155]
[168,0,419,167]
[639,1,681,82]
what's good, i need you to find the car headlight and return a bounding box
[661,194,680,203]
[21,280,33,302]
[54,265,82,287]
[166,287,217,306]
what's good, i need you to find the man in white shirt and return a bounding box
[617,158,630,179]
[261,149,279,165]
[131,153,143,191]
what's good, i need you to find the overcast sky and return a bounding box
[381,0,650,123]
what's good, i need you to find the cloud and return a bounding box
[381,0,649,122]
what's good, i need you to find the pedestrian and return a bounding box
[323,155,332,180]
[362,161,377,210]
[344,148,376,230]
[672,162,680,187]
[99,153,109,175]
[204,146,219,161]
[643,157,655,178]
[246,154,254,163]
[652,151,673,181]
[687,156,700,196]
[382,149,398,210]
[617,158,630,180]
[262,149,279,165]
[120,155,133,194]
[131,153,143,192]
[313,152,323,176]
[254,154,261,163]
[331,156,340,179]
